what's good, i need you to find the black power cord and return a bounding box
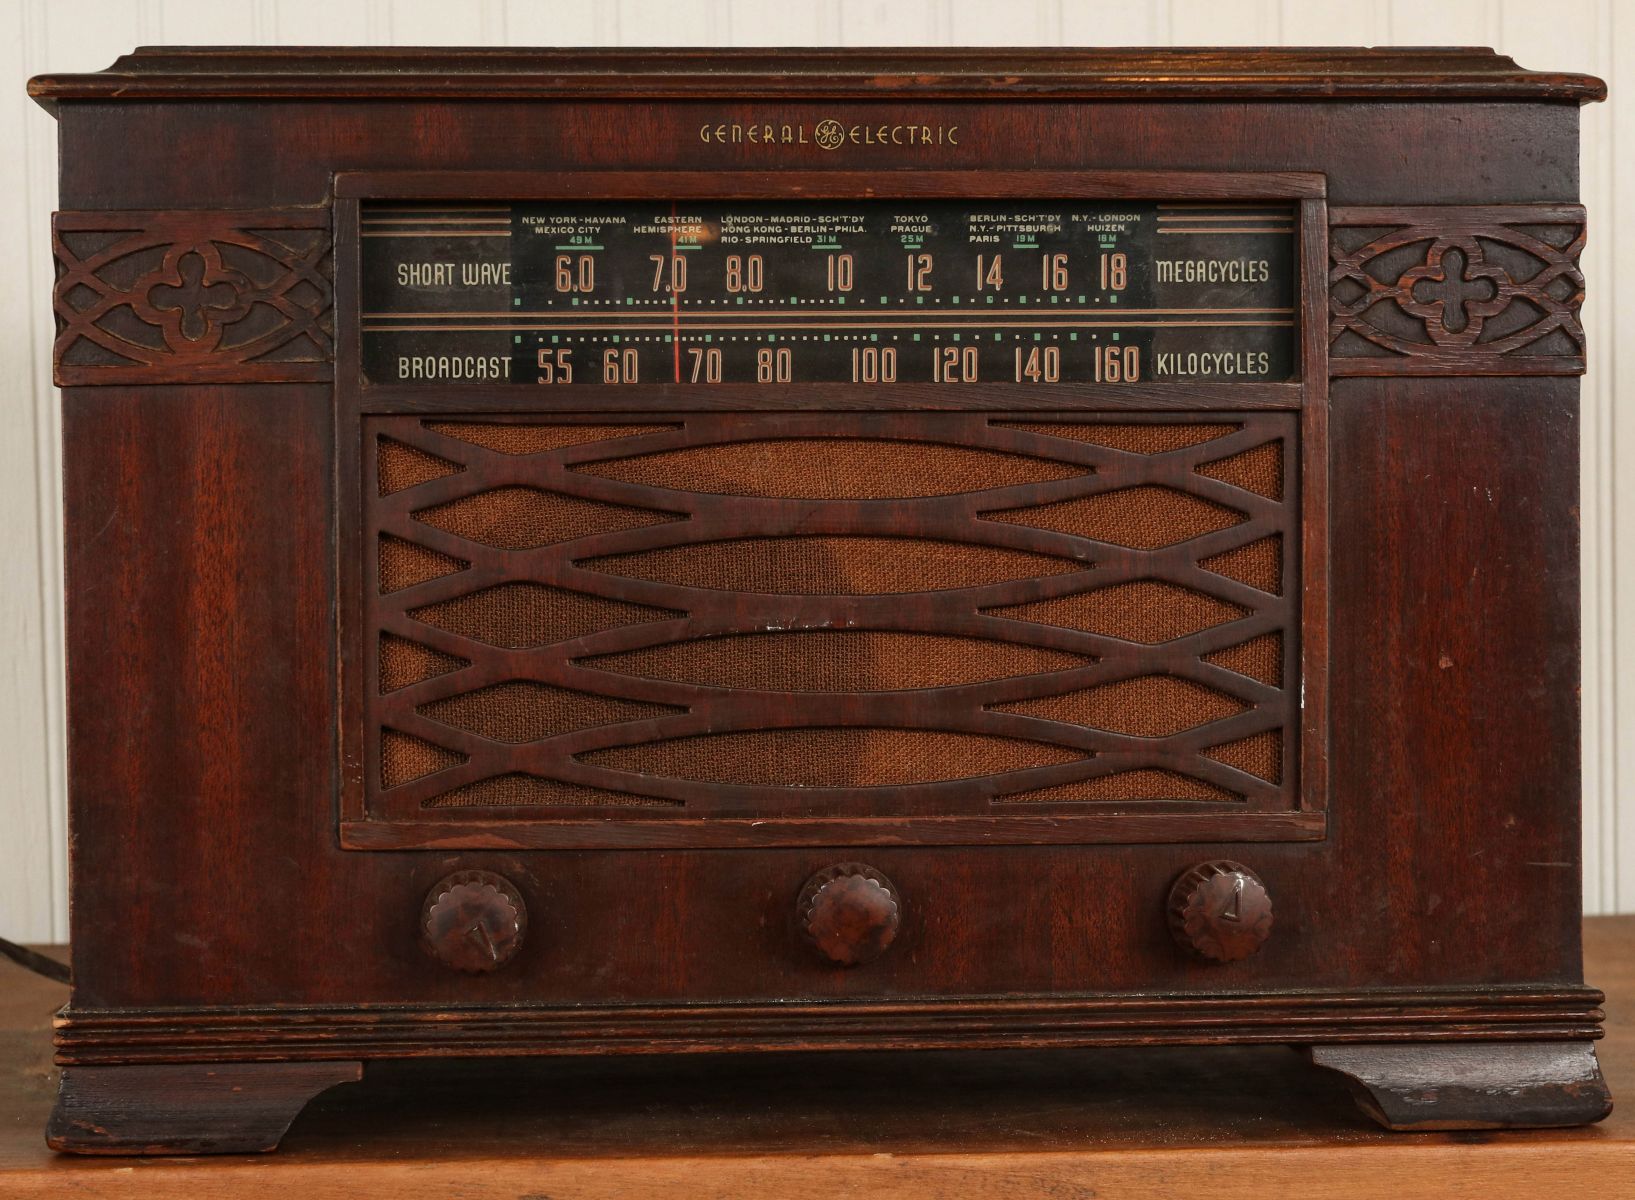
[0,935,69,984]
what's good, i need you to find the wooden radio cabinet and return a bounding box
[27,47,1612,1153]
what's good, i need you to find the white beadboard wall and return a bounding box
[0,0,1628,940]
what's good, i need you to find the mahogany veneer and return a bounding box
[25,46,1611,1153]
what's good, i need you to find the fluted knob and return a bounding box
[797,864,901,966]
[1167,860,1273,962]
[421,871,527,973]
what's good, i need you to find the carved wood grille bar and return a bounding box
[357,411,1301,845]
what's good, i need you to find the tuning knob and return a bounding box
[797,864,901,967]
[1167,860,1273,962]
[421,871,527,973]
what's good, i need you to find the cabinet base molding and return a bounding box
[46,1061,362,1155]
[45,1035,1612,1154]
[1308,1041,1613,1130]
[53,987,1603,1064]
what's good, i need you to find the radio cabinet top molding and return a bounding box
[27,47,1611,1154]
[26,45,1609,103]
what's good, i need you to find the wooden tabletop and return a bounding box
[3,917,1632,1198]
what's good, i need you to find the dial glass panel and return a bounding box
[360,201,1297,386]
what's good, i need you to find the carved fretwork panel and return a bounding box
[52,209,333,385]
[1328,204,1585,376]
[352,412,1306,848]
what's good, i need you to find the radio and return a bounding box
[28,47,1609,1153]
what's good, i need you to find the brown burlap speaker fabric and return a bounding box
[985,485,1243,548]
[587,535,1083,594]
[426,772,680,808]
[410,583,679,649]
[378,436,462,494]
[379,535,467,593]
[1203,730,1284,783]
[987,580,1247,643]
[996,768,1239,804]
[586,630,1089,691]
[583,728,1083,787]
[418,681,678,743]
[426,421,676,454]
[583,438,1085,498]
[372,418,1293,813]
[992,675,1245,738]
[1200,535,1283,594]
[996,422,1239,453]
[415,486,679,549]
[1202,632,1283,686]
[378,633,468,693]
[380,728,467,788]
[1196,439,1284,500]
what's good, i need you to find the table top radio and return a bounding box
[26,46,1610,1153]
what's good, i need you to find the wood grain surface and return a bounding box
[27,40,1609,1150]
[27,46,1609,105]
[50,77,1592,1023]
[2,916,1630,1198]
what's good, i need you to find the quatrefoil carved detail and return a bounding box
[1398,243,1511,343]
[146,249,253,346]
[52,209,333,385]
[1329,205,1586,376]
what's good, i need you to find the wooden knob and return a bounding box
[421,871,527,973]
[797,864,901,967]
[1168,860,1273,962]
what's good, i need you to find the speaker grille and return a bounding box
[416,487,681,549]
[1204,730,1285,784]
[426,772,680,809]
[1197,441,1284,500]
[378,633,468,693]
[583,728,1081,788]
[378,535,466,594]
[1201,535,1284,594]
[410,582,680,649]
[984,580,1248,644]
[580,438,1085,498]
[584,630,1091,692]
[378,437,461,495]
[585,534,1086,595]
[994,421,1239,453]
[380,729,467,788]
[419,681,680,743]
[359,413,1300,838]
[995,769,1239,805]
[426,421,677,454]
[1203,633,1284,687]
[983,486,1244,549]
[992,675,1246,738]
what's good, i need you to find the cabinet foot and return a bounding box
[1307,1041,1612,1130]
[47,1061,363,1155]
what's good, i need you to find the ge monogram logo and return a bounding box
[814,119,845,151]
